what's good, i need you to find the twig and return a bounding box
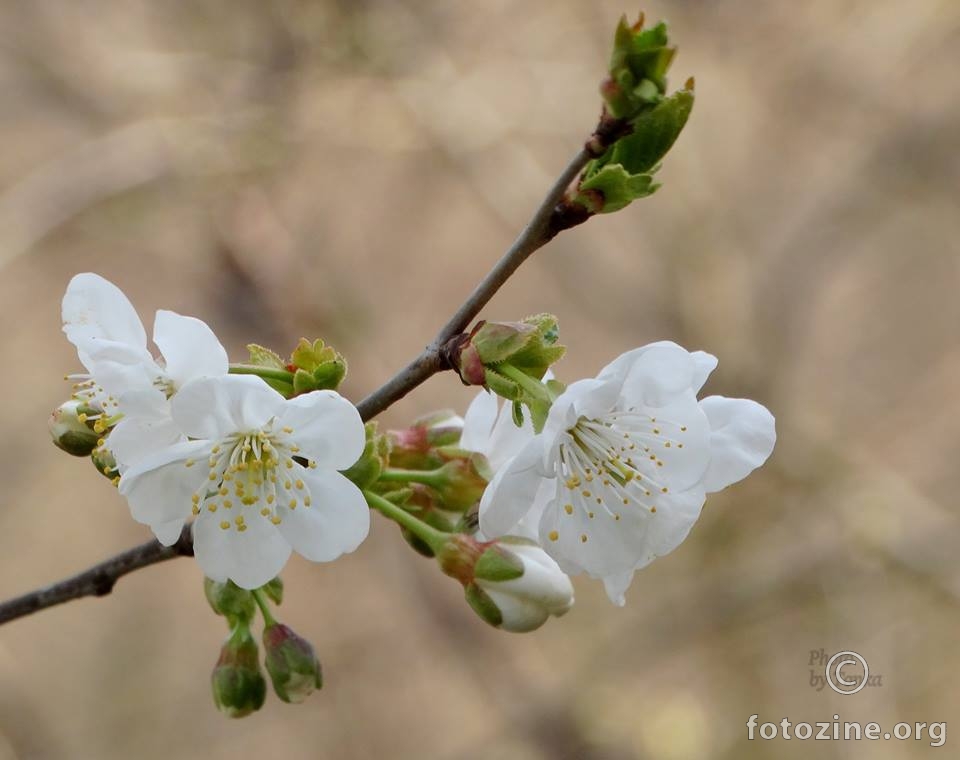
[0,524,194,625]
[0,145,594,628]
[356,146,592,419]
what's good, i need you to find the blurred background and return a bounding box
[0,0,958,758]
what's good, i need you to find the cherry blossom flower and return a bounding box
[478,341,776,605]
[62,273,228,468]
[119,374,369,589]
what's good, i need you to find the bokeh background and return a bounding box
[0,1,958,758]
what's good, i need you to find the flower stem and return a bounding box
[251,588,277,627]
[378,467,444,487]
[496,363,556,403]
[229,364,296,385]
[363,490,447,554]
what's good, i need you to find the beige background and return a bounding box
[0,1,958,758]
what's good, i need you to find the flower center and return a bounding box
[547,411,688,544]
[188,422,316,532]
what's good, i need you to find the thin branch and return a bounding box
[0,145,594,628]
[0,524,194,625]
[356,146,592,419]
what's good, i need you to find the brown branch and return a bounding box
[0,524,194,626]
[0,145,594,628]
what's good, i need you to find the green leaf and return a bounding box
[608,89,694,176]
[577,164,658,214]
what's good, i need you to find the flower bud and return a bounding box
[387,410,464,470]
[48,400,101,457]
[437,535,574,632]
[211,626,267,718]
[204,578,256,624]
[429,455,489,513]
[440,315,565,432]
[262,623,323,703]
[474,541,574,633]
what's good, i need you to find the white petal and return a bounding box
[118,440,214,526]
[597,341,681,383]
[151,519,185,547]
[690,351,718,394]
[153,310,228,388]
[193,511,292,590]
[485,398,536,472]
[483,589,550,632]
[171,375,285,439]
[538,485,705,578]
[615,342,698,408]
[62,273,147,354]
[538,494,647,577]
[276,470,369,561]
[622,389,713,492]
[459,391,498,454]
[601,572,633,607]
[108,414,183,472]
[275,391,365,470]
[478,438,548,538]
[699,396,776,493]
[541,378,619,452]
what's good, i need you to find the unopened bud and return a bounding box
[262,623,323,703]
[211,625,267,718]
[474,541,574,632]
[429,456,489,513]
[437,534,573,633]
[388,410,464,470]
[49,400,101,457]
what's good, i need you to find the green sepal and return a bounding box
[474,545,525,582]
[205,578,256,625]
[260,577,284,606]
[246,344,286,370]
[292,368,318,395]
[464,583,503,628]
[342,422,391,489]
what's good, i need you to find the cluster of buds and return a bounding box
[206,578,322,717]
[441,314,565,431]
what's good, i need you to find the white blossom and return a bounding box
[478,341,776,605]
[119,374,369,589]
[62,273,228,468]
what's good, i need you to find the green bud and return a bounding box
[289,338,347,393]
[387,410,464,470]
[204,578,256,624]
[428,456,489,513]
[443,315,565,432]
[211,625,267,718]
[262,623,323,704]
[48,400,101,457]
[574,87,694,214]
[342,422,391,489]
[603,14,675,120]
